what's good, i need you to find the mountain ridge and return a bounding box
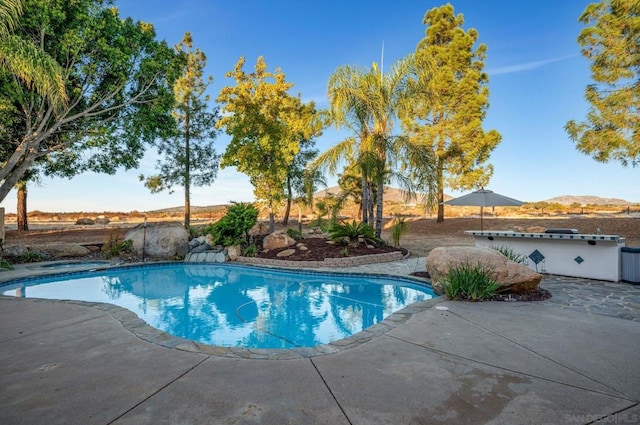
[543,195,633,206]
[315,186,635,206]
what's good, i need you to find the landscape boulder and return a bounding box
[125,221,189,259]
[262,232,295,251]
[94,216,110,225]
[190,243,211,254]
[3,244,28,257]
[426,246,542,295]
[227,245,241,261]
[249,222,270,237]
[276,248,296,258]
[75,218,95,225]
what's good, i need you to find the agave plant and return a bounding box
[329,220,377,245]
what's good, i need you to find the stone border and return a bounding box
[236,250,403,268]
[0,261,440,360]
[0,294,442,360]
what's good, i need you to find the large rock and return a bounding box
[262,232,295,250]
[190,243,211,254]
[249,222,270,237]
[426,246,542,295]
[3,244,28,257]
[94,217,110,225]
[227,245,241,261]
[276,248,296,258]
[29,243,91,258]
[125,221,189,259]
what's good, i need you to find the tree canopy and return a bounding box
[141,32,220,228]
[216,56,323,231]
[565,0,640,166]
[0,0,179,202]
[401,3,501,222]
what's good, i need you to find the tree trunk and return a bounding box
[268,199,275,233]
[436,161,445,223]
[282,175,292,225]
[0,145,39,203]
[375,180,384,238]
[361,172,368,223]
[367,183,374,225]
[184,110,191,229]
[17,181,28,231]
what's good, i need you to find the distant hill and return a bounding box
[544,195,633,206]
[147,204,229,214]
[315,186,453,203]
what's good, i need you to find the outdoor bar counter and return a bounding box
[466,230,626,282]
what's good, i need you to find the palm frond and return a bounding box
[0,34,67,111]
[309,137,356,175]
[0,0,21,38]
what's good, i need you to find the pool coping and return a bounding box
[0,261,441,360]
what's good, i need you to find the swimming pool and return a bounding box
[1,263,434,349]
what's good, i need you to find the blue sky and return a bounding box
[2,0,638,214]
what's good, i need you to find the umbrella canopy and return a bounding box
[444,189,524,230]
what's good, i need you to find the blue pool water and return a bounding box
[1,263,434,349]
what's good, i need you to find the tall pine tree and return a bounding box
[141,32,220,228]
[401,4,501,222]
[565,0,640,166]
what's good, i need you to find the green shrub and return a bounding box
[207,202,258,246]
[103,234,133,259]
[242,243,258,257]
[329,220,377,245]
[339,246,349,257]
[316,218,332,233]
[17,251,46,263]
[0,257,13,270]
[187,225,201,239]
[440,262,500,301]
[492,246,526,263]
[286,228,303,241]
[391,217,408,247]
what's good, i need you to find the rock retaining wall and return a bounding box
[235,251,403,268]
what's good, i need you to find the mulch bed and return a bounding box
[490,288,552,302]
[256,237,405,262]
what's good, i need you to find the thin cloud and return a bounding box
[488,54,577,76]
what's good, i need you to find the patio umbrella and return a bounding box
[444,189,524,230]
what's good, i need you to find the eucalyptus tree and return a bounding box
[141,32,220,228]
[565,0,640,166]
[0,0,178,203]
[402,4,501,222]
[217,56,324,232]
[312,56,415,238]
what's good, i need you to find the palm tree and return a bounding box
[313,56,418,238]
[0,0,67,110]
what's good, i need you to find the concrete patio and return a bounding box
[1,259,639,424]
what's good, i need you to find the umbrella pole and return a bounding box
[480,206,484,231]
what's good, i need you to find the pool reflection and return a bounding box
[2,264,433,349]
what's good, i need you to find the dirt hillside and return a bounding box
[4,215,638,259]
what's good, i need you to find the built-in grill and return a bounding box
[544,228,579,234]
